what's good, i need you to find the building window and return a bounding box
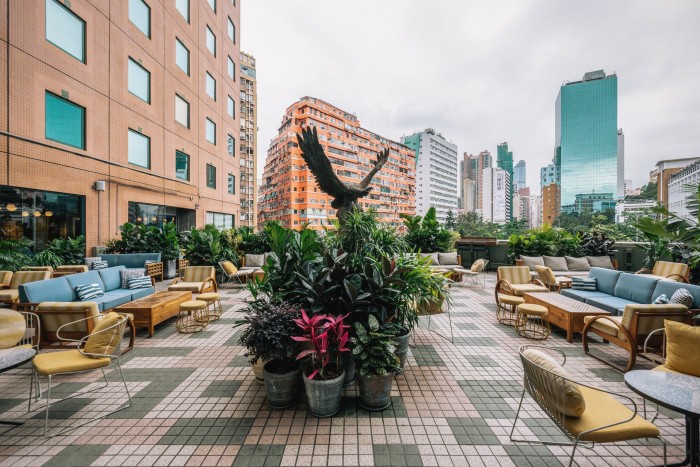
[175,150,190,181]
[128,0,151,38]
[128,201,195,232]
[206,26,216,56]
[228,134,235,157]
[175,0,189,23]
[207,0,216,13]
[227,17,235,43]
[175,39,189,75]
[206,118,216,144]
[45,91,85,150]
[128,129,150,169]
[175,94,189,128]
[128,58,150,103]
[227,56,235,81]
[206,163,216,188]
[227,95,235,119]
[228,173,235,194]
[45,0,85,63]
[0,186,85,249]
[205,212,233,230]
[206,72,216,100]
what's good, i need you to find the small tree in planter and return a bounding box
[292,310,350,417]
[351,315,401,411]
[236,300,301,408]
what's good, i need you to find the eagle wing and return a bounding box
[297,126,366,202]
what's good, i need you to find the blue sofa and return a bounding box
[561,267,700,315]
[18,266,154,311]
[100,253,161,268]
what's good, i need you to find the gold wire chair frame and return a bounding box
[515,309,551,340]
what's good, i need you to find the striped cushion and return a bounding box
[128,276,152,289]
[120,268,145,288]
[653,261,688,280]
[670,288,694,308]
[183,266,215,283]
[535,265,557,286]
[75,283,105,301]
[91,261,108,270]
[144,260,156,265]
[653,294,670,304]
[9,271,51,288]
[572,277,597,291]
[84,257,102,268]
[498,266,531,285]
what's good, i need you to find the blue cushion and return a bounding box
[75,283,104,301]
[19,277,74,303]
[588,268,623,295]
[652,281,700,309]
[130,287,154,300]
[89,291,132,310]
[613,273,658,304]
[98,266,126,292]
[66,271,106,294]
[560,288,613,303]
[585,296,641,315]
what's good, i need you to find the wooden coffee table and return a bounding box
[523,292,610,343]
[115,291,192,338]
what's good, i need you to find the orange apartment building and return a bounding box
[542,182,560,225]
[0,0,242,253]
[258,97,416,230]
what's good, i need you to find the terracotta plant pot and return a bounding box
[251,359,266,384]
[303,370,345,417]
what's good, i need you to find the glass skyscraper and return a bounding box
[556,70,623,211]
[497,142,514,220]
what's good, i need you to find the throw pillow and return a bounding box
[670,288,694,308]
[91,260,108,270]
[535,265,557,286]
[120,268,145,288]
[75,283,105,301]
[84,257,102,269]
[565,256,591,271]
[420,253,440,265]
[245,254,265,268]
[470,259,485,273]
[221,261,238,275]
[664,320,700,377]
[521,256,545,271]
[571,277,597,291]
[83,312,123,356]
[522,348,586,417]
[128,276,152,289]
[438,252,458,265]
[653,294,670,305]
[543,256,568,271]
[586,256,614,269]
[144,260,156,265]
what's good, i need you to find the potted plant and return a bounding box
[292,310,349,417]
[236,300,302,408]
[158,222,180,279]
[351,315,402,411]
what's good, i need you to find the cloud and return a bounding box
[242,0,700,192]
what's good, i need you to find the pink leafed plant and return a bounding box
[292,309,350,380]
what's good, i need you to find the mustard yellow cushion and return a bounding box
[0,309,25,349]
[664,320,700,376]
[583,315,623,339]
[33,349,111,376]
[522,348,585,417]
[168,282,205,292]
[221,261,238,275]
[83,312,123,356]
[0,290,19,302]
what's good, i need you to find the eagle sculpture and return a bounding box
[296,126,390,225]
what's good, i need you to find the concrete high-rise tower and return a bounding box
[556,70,623,212]
[239,52,258,228]
[402,129,458,223]
[514,160,526,193]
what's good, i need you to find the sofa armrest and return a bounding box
[635,268,652,275]
[201,277,218,292]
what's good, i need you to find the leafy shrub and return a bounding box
[32,249,63,268]
[107,223,179,260]
[0,238,32,271]
[508,224,582,262]
[402,207,457,253]
[579,231,616,257]
[238,226,269,255]
[46,236,86,265]
[351,315,401,377]
[292,310,349,380]
[180,224,236,266]
[236,299,301,366]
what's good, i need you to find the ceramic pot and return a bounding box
[342,353,356,386]
[303,369,345,417]
[251,359,266,384]
[392,332,410,370]
[357,372,394,411]
[263,360,301,409]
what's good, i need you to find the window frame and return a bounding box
[45,91,86,150]
[205,72,216,101]
[207,0,216,13]
[175,0,189,23]
[228,173,235,194]
[175,94,190,128]
[45,0,86,63]
[206,26,216,57]
[175,150,190,181]
[227,56,235,81]
[228,134,235,157]
[128,0,151,38]
[128,57,151,104]
[206,117,216,145]
[227,17,235,43]
[128,129,151,169]
[175,38,190,76]
[206,163,217,189]
[227,95,235,119]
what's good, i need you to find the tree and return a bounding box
[445,210,456,230]
[626,182,657,201]
[454,212,501,238]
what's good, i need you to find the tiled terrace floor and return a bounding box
[0,274,687,466]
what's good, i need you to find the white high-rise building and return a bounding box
[514,160,527,192]
[530,195,543,228]
[482,167,511,224]
[402,129,459,223]
[668,160,700,220]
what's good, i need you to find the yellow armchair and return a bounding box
[636,260,690,283]
[168,266,217,294]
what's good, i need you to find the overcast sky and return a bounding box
[241,1,700,195]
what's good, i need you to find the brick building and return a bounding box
[258,97,416,230]
[0,0,242,252]
[238,51,257,228]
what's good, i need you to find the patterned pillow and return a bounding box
[84,257,102,268]
[653,294,670,305]
[75,283,104,301]
[144,260,157,265]
[670,288,694,308]
[120,268,145,288]
[128,276,152,289]
[91,260,108,270]
[571,277,597,291]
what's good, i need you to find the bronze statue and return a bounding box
[296,126,389,225]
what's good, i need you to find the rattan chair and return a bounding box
[510,345,667,467]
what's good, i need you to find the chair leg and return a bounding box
[116,359,132,407]
[509,388,526,441]
[568,439,579,467]
[44,375,52,438]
